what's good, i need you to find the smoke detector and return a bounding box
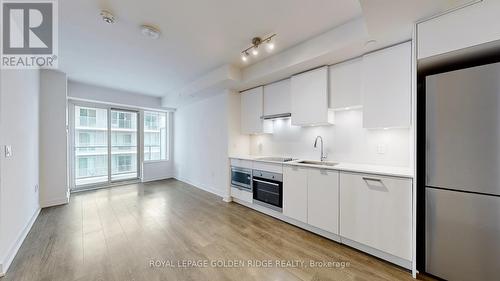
[140,25,161,40]
[100,10,115,24]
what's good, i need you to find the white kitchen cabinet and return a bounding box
[291,66,334,126]
[283,165,308,223]
[362,42,411,129]
[418,0,500,60]
[231,187,253,203]
[263,79,291,117]
[240,87,272,134]
[307,169,339,234]
[329,58,362,110]
[339,172,412,260]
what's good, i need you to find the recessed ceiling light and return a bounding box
[100,10,115,24]
[140,25,161,40]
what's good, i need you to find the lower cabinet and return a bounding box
[283,166,339,234]
[231,187,252,203]
[283,166,308,223]
[339,172,412,260]
[307,169,339,234]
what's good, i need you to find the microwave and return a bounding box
[231,166,252,192]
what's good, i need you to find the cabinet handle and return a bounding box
[362,177,382,183]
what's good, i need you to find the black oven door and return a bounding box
[252,177,282,211]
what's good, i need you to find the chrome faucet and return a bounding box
[314,136,327,161]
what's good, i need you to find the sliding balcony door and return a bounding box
[72,104,139,190]
[74,105,109,186]
[110,109,138,181]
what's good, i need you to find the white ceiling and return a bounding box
[59,0,362,97]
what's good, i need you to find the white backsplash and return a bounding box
[250,109,411,167]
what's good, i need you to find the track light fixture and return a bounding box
[241,34,276,62]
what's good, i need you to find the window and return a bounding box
[117,155,132,172]
[79,132,90,145]
[79,108,97,127]
[144,111,168,161]
[112,111,134,129]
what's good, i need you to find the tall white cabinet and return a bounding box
[240,86,272,134]
[291,66,334,126]
[362,42,412,129]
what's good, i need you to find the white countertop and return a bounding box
[229,155,414,178]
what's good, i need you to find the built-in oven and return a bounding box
[231,166,252,192]
[252,170,283,212]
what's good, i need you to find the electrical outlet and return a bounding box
[35,184,39,192]
[5,145,12,158]
[377,144,386,154]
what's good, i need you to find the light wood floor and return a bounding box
[2,179,418,281]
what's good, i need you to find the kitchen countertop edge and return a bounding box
[229,156,414,179]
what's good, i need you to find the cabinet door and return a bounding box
[329,58,362,110]
[362,42,411,129]
[231,187,252,203]
[418,0,500,59]
[283,165,308,223]
[339,172,412,260]
[263,79,291,116]
[307,169,339,234]
[291,66,333,126]
[241,87,271,134]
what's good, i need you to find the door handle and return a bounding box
[253,178,279,186]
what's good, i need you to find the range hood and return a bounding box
[261,113,291,120]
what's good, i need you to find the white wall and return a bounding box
[68,80,166,110]
[0,70,41,274]
[250,109,411,167]
[174,91,249,198]
[40,70,69,207]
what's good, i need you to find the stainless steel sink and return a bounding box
[296,160,338,167]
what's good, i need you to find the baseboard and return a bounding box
[174,177,226,198]
[142,176,173,183]
[341,237,412,270]
[0,208,41,276]
[232,199,412,270]
[41,196,69,208]
[232,198,341,243]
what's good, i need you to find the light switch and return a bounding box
[5,145,12,158]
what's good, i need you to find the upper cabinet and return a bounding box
[240,87,272,134]
[418,0,500,60]
[329,58,362,110]
[291,66,334,126]
[263,79,291,117]
[362,42,412,129]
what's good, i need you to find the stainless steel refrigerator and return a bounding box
[425,62,500,281]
